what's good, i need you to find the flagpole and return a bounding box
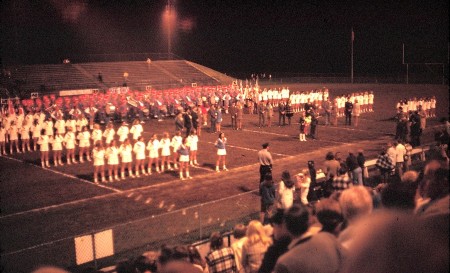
[351,28,354,84]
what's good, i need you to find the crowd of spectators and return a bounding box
[30,157,448,273]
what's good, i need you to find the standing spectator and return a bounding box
[259,173,276,223]
[191,106,200,137]
[215,132,228,172]
[278,101,286,126]
[277,170,296,209]
[258,142,273,183]
[375,148,394,184]
[184,108,193,137]
[395,141,407,178]
[309,109,319,140]
[298,111,307,141]
[205,232,237,273]
[409,111,422,147]
[332,165,353,193]
[294,169,311,205]
[242,220,273,273]
[357,150,367,185]
[229,102,238,130]
[344,97,353,126]
[216,106,223,132]
[346,152,363,185]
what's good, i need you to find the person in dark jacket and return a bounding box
[260,173,276,224]
[278,101,286,126]
[346,152,363,185]
[259,209,292,273]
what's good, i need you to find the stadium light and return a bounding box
[163,0,176,59]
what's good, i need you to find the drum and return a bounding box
[142,108,150,116]
[105,104,116,116]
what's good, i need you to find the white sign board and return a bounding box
[74,235,94,265]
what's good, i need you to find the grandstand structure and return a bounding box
[3,59,236,96]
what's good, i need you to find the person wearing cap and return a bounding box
[258,142,273,183]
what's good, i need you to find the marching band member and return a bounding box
[106,139,120,182]
[93,141,106,183]
[117,121,130,143]
[38,129,50,168]
[54,115,66,135]
[44,117,54,137]
[8,120,20,154]
[103,123,115,145]
[19,120,31,152]
[133,136,147,177]
[64,127,77,164]
[77,126,91,163]
[160,132,172,171]
[187,129,199,166]
[130,119,143,141]
[91,124,103,145]
[119,138,134,179]
[51,131,64,166]
[146,133,160,175]
[171,131,183,170]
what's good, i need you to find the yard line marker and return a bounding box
[3,156,122,193]
[205,141,290,157]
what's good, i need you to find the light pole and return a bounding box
[164,0,175,59]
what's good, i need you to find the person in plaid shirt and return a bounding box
[206,232,237,273]
[376,149,394,184]
[332,166,353,192]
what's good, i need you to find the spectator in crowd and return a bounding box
[258,100,266,128]
[229,102,238,130]
[340,211,448,273]
[315,198,344,236]
[346,152,363,185]
[375,148,394,184]
[323,152,340,182]
[356,149,367,185]
[134,252,158,273]
[278,101,286,126]
[258,142,273,183]
[331,164,352,193]
[241,220,273,273]
[276,170,295,209]
[158,245,203,273]
[380,181,417,211]
[209,105,217,133]
[395,141,407,178]
[273,204,345,273]
[322,97,332,126]
[205,232,237,273]
[266,101,274,127]
[116,259,137,273]
[175,112,184,133]
[260,173,276,224]
[294,169,311,205]
[259,209,291,273]
[231,224,248,273]
[338,186,373,248]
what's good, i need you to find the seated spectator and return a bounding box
[242,220,273,273]
[259,209,292,273]
[135,251,158,273]
[338,186,373,248]
[205,232,237,273]
[315,198,344,236]
[231,224,247,273]
[273,204,345,273]
[340,211,448,273]
[158,245,202,273]
[116,259,137,273]
[260,173,276,224]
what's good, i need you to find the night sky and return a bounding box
[1,0,448,76]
